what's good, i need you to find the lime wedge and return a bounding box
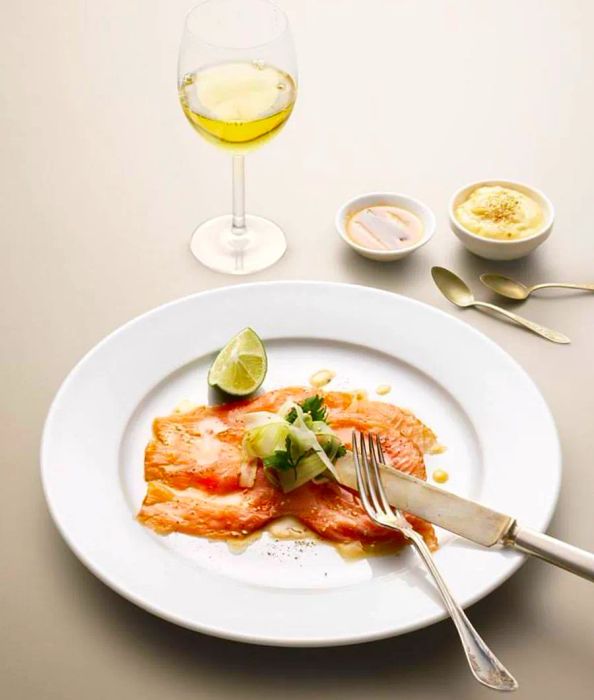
[208,328,267,396]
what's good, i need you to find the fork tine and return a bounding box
[361,434,384,514]
[372,434,413,530]
[367,434,393,516]
[374,435,387,465]
[351,431,375,519]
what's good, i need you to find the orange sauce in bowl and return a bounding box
[347,205,423,250]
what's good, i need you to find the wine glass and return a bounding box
[178,0,297,275]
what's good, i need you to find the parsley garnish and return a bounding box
[286,395,328,424]
[263,436,298,472]
[318,434,347,461]
[260,397,346,489]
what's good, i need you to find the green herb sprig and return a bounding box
[286,395,328,424]
[263,436,298,473]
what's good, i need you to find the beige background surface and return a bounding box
[2,1,593,698]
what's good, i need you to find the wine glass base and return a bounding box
[189,215,287,275]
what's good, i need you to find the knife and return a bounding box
[335,459,594,582]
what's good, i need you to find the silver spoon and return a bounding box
[481,273,594,301]
[431,267,570,344]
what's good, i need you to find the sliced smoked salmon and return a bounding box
[138,387,438,550]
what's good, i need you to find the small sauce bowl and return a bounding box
[336,192,436,261]
[449,179,555,261]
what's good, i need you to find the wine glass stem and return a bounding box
[232,154,246,236]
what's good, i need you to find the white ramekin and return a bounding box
[448,179,554,261]
[336,192,436,261]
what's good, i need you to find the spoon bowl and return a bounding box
[481,273,594,300]
[431,267,475,307]
[480,274,531,300]
[431,266,570,344]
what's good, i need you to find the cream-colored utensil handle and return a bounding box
[473,301,570,344]
[506,525,594,581]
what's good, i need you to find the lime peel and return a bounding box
[208,328,267,396]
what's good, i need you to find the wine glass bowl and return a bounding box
[178,0,297,274]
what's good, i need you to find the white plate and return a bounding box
[41,282,561,646]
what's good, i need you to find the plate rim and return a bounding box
[40,280,562,646]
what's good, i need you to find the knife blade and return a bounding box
[335,458,513,547]
[335,457,594,581]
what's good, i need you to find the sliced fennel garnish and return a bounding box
[277,450,326,492]
[284,404,338,479]
[243,411,284,429]
[243,419,290,459]
[238,458,258,488]
[242,396,345,493]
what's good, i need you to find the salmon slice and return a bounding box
[286,435,436,548]
[325,391,440,454]
[287,482,436,548]
[144,387,312,493]
[139,387,438,550]
[139,470,283,539]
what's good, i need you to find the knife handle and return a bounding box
[507,525,594,582]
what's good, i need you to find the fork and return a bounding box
[352,431,518,692]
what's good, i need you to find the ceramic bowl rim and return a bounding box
[448,179,555,246]
[336,191,436,258]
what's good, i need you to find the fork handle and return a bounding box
[406,530,518,692]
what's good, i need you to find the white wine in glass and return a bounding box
[178,0,298,274]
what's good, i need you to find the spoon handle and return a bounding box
[473,301,571,344]
[532,282,594,293]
